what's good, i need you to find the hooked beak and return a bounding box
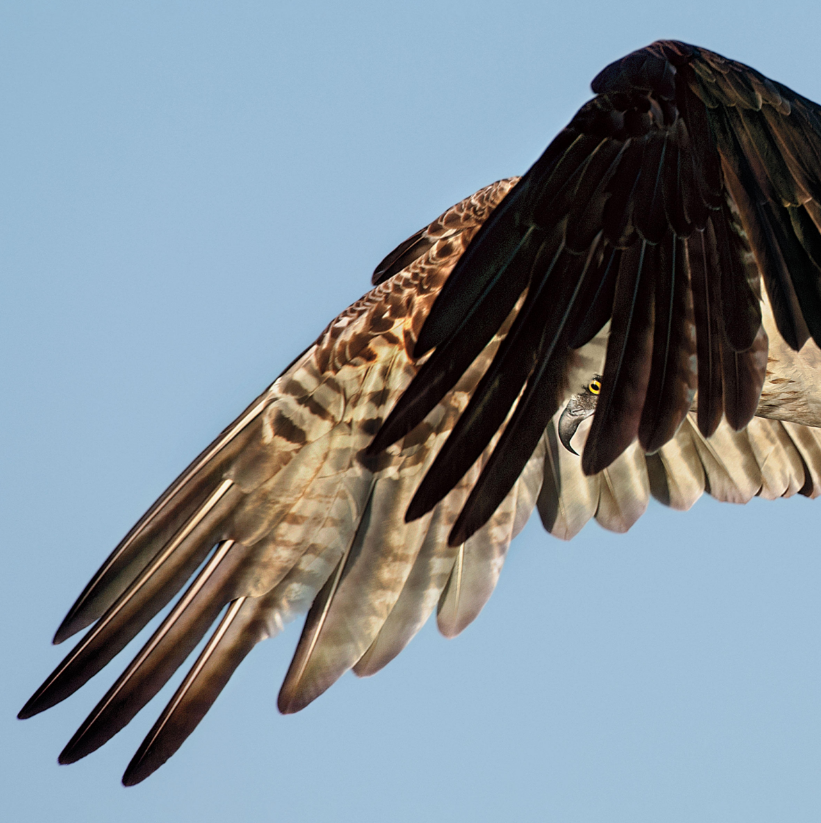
[557,397,597,455]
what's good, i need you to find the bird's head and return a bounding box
[558,375,602,454]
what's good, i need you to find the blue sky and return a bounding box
[4,2,821,821]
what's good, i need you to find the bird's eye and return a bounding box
[588,379,601,395]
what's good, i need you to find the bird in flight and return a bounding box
[20,40,821,785]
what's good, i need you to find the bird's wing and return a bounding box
[21,180,547,783]
[374,40,821,545]
[22,43,821,785]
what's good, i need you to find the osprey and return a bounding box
[20,41,821,784]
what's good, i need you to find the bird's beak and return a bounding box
[557,397,596,455]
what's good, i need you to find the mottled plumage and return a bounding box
[20,41,821,785]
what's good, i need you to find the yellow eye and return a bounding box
[588,379,601,395]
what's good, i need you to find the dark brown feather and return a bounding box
[372,228,431,285]
[20,483,241,718]
[687,220,724,437]
[677,73,723,210]
[722,327,768,431]
[448,338,566,546]
[409,132,577,358]
[368,223,539,454]
[661,120,693,237]
[57,540,251,765]
[405,233,583,521]
[564,140,626,251]
[569,244,620,348]
[122,596,262,785]
[708,105,810,349]
[712,203,762,352]
[601,137,647,245]
[632,133,669,243]
[638,233,696,452]
[53,403,267,643]
[582,239,656,474]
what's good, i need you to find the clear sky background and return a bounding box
[4,2,821,821]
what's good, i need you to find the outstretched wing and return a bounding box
[21,180,549,783]
[20,42,821,785]
[374,40,821,544]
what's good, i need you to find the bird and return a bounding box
[19,39,821,785]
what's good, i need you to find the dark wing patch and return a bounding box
[377,39,821,542]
